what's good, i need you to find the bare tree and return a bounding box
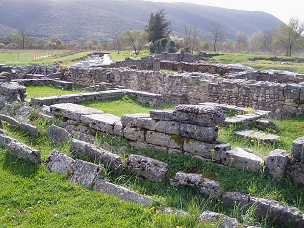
[183,23,201,54]
[274,17,304,56]
[209,22,225,53]
[17,28,31,49]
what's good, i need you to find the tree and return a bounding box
[209,22,225,53]
[17,29,31,49]
[121,30,148,54]
[183,24,201,54]
[273,17,304,56]
[145,9,171,43]
[49,37,65,49]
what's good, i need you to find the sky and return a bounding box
[145,0,304,23]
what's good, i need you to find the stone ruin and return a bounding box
[1,55,304,226]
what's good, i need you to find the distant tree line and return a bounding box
[0,13,304,57]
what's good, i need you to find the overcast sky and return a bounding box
[145,0,304,23]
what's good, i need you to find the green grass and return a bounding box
[25,85,84,99]
[0,49,93,66]
[210,53,304,74]
[1,111,304,227]
[78,95,175,117]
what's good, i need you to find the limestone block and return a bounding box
[150,110,174,121]
[47,124,72,145]
[145,131,181,149]
[155,121,180,135]
[130,141,167,152]
[234,129,280,143]
[19,122,39,138]
[183,140,231,162]
[172,171,203,186]
[0,114,20,126]
[123,127,145,142]
[121,113,156,130]
[81,113,120,134]
[0,133,41,164]
[113,121,123,136]
[127,154,168,182]
[0,82,26,102]
[221,147,264,171]
[265,149,290,179]
[68,159,104,188]
[69,130,95,144]
[197,211,241,228]
[46,150,75,174]
[199,178,220,197]
[93,180,152,207]
[288,163,304,186]
[222,192,250,210]
[179,124,218,142]
[71,139,123,173]
[162,207,189,216]
[250,197,304,227]
[283,83,302,100]
[291,136,304,161]
[173,104,225,126]
[50,103,104,121]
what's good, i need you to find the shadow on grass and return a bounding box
[2,151,40,178]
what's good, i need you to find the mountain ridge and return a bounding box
[0,0,282,42]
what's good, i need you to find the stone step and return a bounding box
[234,129,280,142]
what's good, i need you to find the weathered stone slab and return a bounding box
[284,83,302,100]
[68,159,104,188]
[155,121,180,135]
[288,163,304,185]
[0,82,26,102]
[93,180,152,207]
[234,129,280,142]
[150,110,174,121]
[47,124,72,145]
[251,197,304,227]
[46,150,75,174]
[69,130,95,144]
[146,131,181,149]
[222,192,250,210]
[179,124,218,142]
[130,141,167,152]
[197,211,241,227]
[123,127,145,142]
[173,104,225,126]
[81,113,120,134]
[199,178,220,197]
[50,103,104,121]
[71,139,123,173]
[127,154,168,182]
[0,133,41,163]
[265,149,289,179]
[162,207,190,216]
[113,121,123,136]
[0,114,20,126]
[291,136,304,161]
[183,140,230,162]
[19,122,39,138]
[121,113,156,130]
[221,147,264,171]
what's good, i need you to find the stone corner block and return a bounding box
[265,149,290,179]
[46,150,75,174]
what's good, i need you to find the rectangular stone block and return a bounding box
[265,149,289,179]
[180,124,218,142]
[146,131,181,149]
[81,113,121,134]
[46,150,75,174]
[71,139,123,173]
[173,104,225,126]
[94,180,152,207]
[123,127,145,142]
[183,140,231,162]
[150,110,174,121]
[155,121,180,135]
[127,154,168,182]
[68,159,104,188]
[221,147,264,171]
[291,136,304,161]
[121,113,156,130]
[50,103,104,121]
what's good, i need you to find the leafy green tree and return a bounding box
[145,9,171,43]
[274,17,304,56]
[121,30,148,54]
